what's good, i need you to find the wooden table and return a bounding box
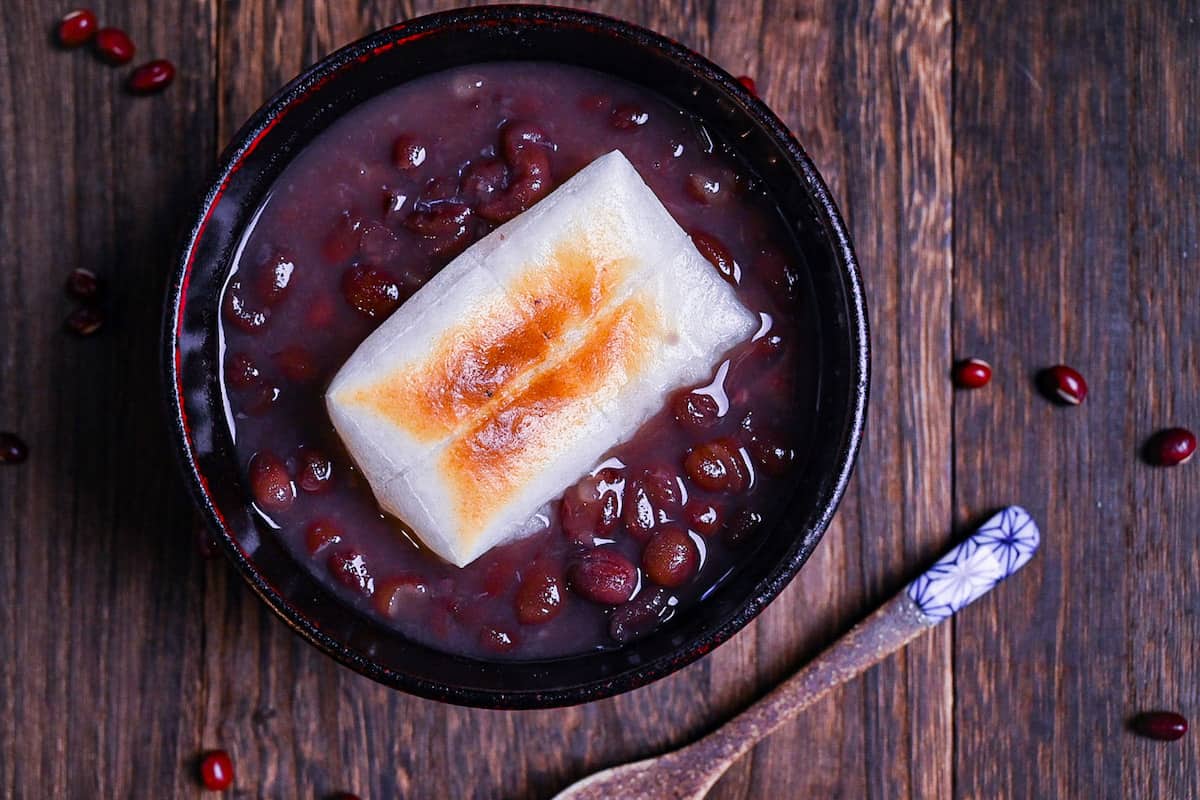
[2,1,1196,797]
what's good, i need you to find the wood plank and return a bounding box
[1122,2,1200,795]
[0,0,217,796]
[951,0,1165,796]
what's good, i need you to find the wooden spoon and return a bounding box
[553,506,1040,800]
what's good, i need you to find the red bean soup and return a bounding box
[220,62,819,660]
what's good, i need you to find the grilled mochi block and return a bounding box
[326,150,757,567]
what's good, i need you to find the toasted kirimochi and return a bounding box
[381,293,664,567]
[326,150,757,567]
[594,247,756,437]
[325,262,545,485]
[475,155,685,339]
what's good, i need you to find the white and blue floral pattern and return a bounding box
[906,506,1040,623]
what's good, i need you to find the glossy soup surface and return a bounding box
[220,62,818,659]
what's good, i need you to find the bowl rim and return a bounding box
[162,3,869,708]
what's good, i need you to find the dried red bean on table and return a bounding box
[65,268,101,299]
[1131,711,1188,741]
[198,750,234,791]
[194,525,220,560]
[57,9,97,47]
[1145,427,1196,467]
[953,357,992,389]
[94,27,135,65]
[128,59,175,93]
[1038,364,1088,405]
[64,306,104,336]
[0,432,29,464]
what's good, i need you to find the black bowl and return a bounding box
[163,5,868,709]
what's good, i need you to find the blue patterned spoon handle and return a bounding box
[905,505,1040,624]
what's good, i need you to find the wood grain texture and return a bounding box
[954,0,1197,797]
[0,0,1195,797]
[0,0,217,797]
[952,1,1132,793]
[1121,4,1200,796]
